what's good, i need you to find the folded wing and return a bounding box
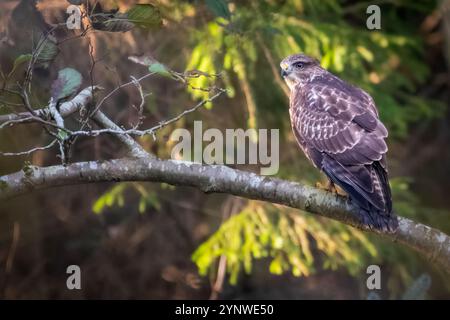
[290,81,392,217]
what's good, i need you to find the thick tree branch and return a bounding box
[0,157,449,273]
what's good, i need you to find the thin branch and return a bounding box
[129,76,147,129]
[145,88,226,138]
[89,72,155,118]
[0,157,449,273]
[0,140,57,157]
[70,88,227,139]
[0,116,34,130]
[91,111,149,158]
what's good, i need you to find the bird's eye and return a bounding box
[294,62,304,68]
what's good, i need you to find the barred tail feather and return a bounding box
[359,206,398,232]
[322,158,398,232]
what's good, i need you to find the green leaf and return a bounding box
[91,13,135,32]
[57,129,69,140]
[126,4,162,29]
[356,46,374,62]
[91,4,162,32]
[92,184,128,214]
[139,197,147,213]
[51,68,82,101]
[144,192,161,211]
[128,55,173,78]
[269,258,283,275]
[36,35,59,69]
[148,62,172,77]
[92,196,106,214]
[205,0,231,20]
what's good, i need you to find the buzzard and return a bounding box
[280,53,398,231]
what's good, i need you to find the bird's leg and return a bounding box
[327,180,342,201]
[315,179,336,193]
[326,179,337,194]
[316,179,346,200]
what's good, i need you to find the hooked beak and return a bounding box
[280,62,290,78]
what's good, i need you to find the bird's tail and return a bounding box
[359,206,398,232]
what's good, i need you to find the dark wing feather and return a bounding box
[290,78,393,223]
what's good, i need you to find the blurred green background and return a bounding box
[0,0,449,299]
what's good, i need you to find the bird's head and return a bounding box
[280,54,321,90]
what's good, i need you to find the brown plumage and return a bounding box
[280,53,398,231]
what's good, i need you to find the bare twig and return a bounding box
[0,140,57,157]
[91,111,149,158]
[0,116,34,130]
[70,88,226,139]
[129,76,147,129]
[89,72,155,118]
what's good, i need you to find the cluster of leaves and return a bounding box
[90,3,162,33]
[0,35,58,86]
[92,182,161,215]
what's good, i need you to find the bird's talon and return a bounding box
[315,181,325,189]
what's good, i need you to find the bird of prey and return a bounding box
[280,53,398,231]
